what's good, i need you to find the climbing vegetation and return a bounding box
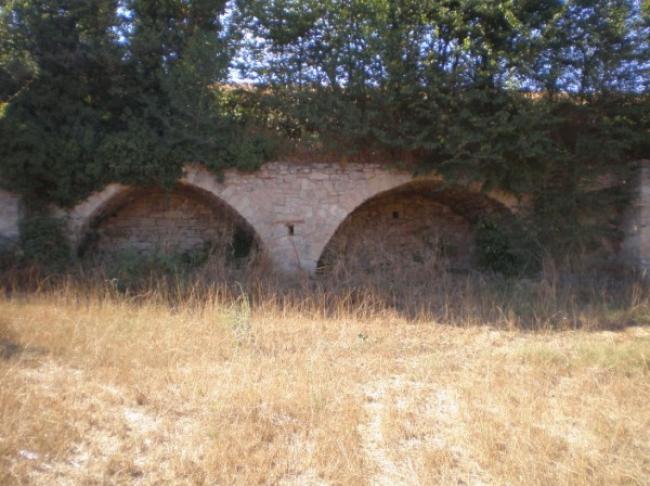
[0,0,648,269]
[232,0,649,270]
[18,209,71,270]
[0,0,274,206]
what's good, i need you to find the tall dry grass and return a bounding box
[7,238,648,329]
[0,253,648,484]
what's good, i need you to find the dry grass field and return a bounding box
[0,270,649,485]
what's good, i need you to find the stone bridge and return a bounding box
[1,161,648,274]
[66,162,521,273]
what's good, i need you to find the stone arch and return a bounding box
[315,180,515,273]
[66,162,523,274]
[69,182,263,263]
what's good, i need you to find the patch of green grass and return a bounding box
[515,344,571,367]
[576,338,650,373]
[226,290,252,344]
[516,337,650,374]
[601,305,650,328]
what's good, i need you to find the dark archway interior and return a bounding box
[317,181,511,273]
[78,184,259,262]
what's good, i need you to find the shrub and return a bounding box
[18,211,71,271]
[474,219,538,276]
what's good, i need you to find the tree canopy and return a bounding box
[0,0,648,263]
[231,0,649,259]
[233,0,648,181]
[0,0,272,205]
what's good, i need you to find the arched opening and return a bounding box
[317,181,511,277]
[78,184,261,267]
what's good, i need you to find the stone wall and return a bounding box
[0,189,20,249]
[9,160,649,275]
[320,193,473,271]
[619,161,650,275]
[83,187,253,259]
[68,162,522,272]
[181,163,520,272]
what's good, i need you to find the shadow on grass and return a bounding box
[0,319,47,361]
[0,339,48,361]
[0,260,649,332]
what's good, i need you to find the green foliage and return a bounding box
[18,210,71,270]
[227,288,253,344]
[474,219,537,276]
[232,0,649,264]
[514,338,650,373]
[0,0,648,269]
[86,231,258,290]
[96,244,214,291]
[0,0,274,206]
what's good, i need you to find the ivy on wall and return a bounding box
[0,0,275,207]
[0,0,648,270]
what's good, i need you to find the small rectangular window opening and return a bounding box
[392,211,400,219]
[287,224,295,236]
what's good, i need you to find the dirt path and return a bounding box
[359,374,491,486]
[360,378,415,485]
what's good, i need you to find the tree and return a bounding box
[0,0,271,206]
[0,0,123,204]
[233,0,649,262]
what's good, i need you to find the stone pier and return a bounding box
[65,162,520,272]
[13,161,650,275]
